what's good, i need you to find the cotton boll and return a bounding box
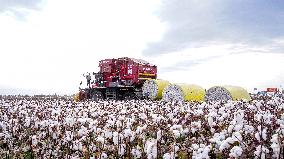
[208,116,214,127]
[191,127,197,134]
[281,113,284,121]
[163,153,174,159]
[113,132,119,145]
[209,138,216,143]
[116,120,122,128]
[210,128,215,133]
[193,146,210,159]
[232,132,242,142]
[255,132,261,142]
[262,128,267,140]
[142,124,148,130]
[124,128,132,138]
[119,133,125,141]
[24,118,30,127]
[106,119,115,128]
[218,107,225,114]
[271,142,280,158]
[104,130,112,139]
[263,112,273,125]
[192,121,201,129]
[262,146,269,153]
[78,128,85,137]
[219,138,233,151]
[248,104,257,111]
[234,124,243,132]
[195,109,204,116]
[136,126,143,134]
[130,133,136,142]
[34,121,40,129]
[97,136,105,143]
[254,145,269,159]
[219,141,230,151]
[172,130,180,139]
[119,144,126,156]
[157,130,162,140]
[139,113,147,120]
[132,148,142,158]
[32,135,37,145]
[228,125,234,133]
[96,128,102,134]
[52,132,58,140]
[64,131,72,141]
[89,143,97,152]
[174,145,179,153]
[221,113,228,120]
[170,124,182,131]
[78,142,83,151]
[229,146,243,158]
[202,146,211,159]
[255,113,263,122]
[192,144,199,150]
[182,128,189,135]
[73,142,79,151]
[244,125,254,134]
[145,139,157,158]
[101,152,108,159]
[271,134,279,143]
[120,109,127,115]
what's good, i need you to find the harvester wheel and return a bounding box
[92,91,103,101]
[123,92,135,100]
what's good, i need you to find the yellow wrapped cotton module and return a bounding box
[142,79,170,100]
[162,83,205,102]
[205,86,251,102]
[182,84,206,102]
[223,86,251,101]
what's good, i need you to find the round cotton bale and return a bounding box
[162,84,205,102]
[142,79,170,100]
[205,86,251,102]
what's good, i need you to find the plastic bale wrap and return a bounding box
[142,79,170,100]
[162,84,205,102]
[205,86,251,102]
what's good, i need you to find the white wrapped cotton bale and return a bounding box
[205,86,232,102]
[205,86,251,102]
[162,84,205,102]
[142,79,170,100]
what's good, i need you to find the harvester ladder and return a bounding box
[106,89,117,100]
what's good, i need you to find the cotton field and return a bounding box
[1,94,284,159]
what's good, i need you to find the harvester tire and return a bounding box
[92,91,103,101]
[123,92,135,100]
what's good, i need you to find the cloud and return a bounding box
[0,0,43,11]
[143,0,284,55]
[0,0,44,19]
[143,42,284,92]
[0,0,164,94]
[157,51,284,91]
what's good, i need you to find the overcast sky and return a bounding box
[1,0,284,94]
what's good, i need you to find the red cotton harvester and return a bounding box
[77,57,157,101]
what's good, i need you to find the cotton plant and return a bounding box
[1,95,284,158]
